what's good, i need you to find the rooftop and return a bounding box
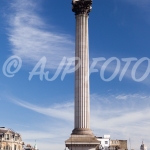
[0,127,20,136]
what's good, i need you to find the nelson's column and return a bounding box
[65,0,100,150]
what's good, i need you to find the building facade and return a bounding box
[0,127,23,150]
[23,144,38,150]
[97,135,127,150]
[140,142,147,150]
[97,135,110,150]
[109,140,127,150]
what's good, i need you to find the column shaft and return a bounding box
[75,14,90,129]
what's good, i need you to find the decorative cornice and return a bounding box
[72,0,92,15]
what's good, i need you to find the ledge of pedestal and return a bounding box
[71,128,94,136]
[65,135,100,150]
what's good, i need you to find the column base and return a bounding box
[72,128,94,135]
[65,135,100,150]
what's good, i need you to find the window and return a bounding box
[105,141,108,144]
[6,145,9,150]
[6,145,11,150]
[14,145,16,150]
[5,134,9,140]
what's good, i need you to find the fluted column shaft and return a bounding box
[71,0,93,136]
[75,14,90,129]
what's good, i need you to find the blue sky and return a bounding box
[0,0,150,150]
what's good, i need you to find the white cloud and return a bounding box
[9,96,73,122]
[7,93,150,150]
[20,131,55,140]
[91,93,150,150]
[7,0,74,70]
[116,95,127,100]
[19,130,71,150]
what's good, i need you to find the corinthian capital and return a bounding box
[72,0,92,15]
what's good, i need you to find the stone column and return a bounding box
[65,1,100,149]
[72,0,93,135]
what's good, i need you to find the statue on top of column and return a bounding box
[72,0,93,15]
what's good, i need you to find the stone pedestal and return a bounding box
[66,135,99,150]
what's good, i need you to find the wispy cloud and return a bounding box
[9,96,73,122]
[7,93,150,150]
[91,93,150,150]
[7,0,74,69]
[18,127,72,150]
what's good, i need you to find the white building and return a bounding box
[97,135,110,150]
